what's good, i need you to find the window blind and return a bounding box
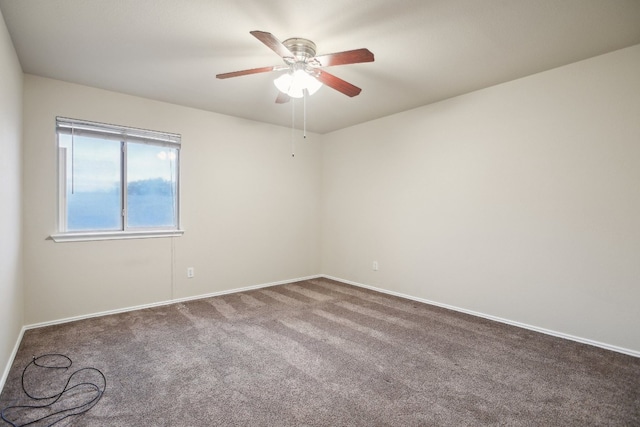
[56,117,181,147]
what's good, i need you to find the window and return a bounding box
[52,117,183,242]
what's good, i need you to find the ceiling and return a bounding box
[2,0,640,134]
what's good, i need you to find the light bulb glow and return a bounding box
[274,70,322,98]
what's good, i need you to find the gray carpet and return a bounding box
[1,278,639,426]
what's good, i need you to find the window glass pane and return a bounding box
[60,134,122,231]
[126,143,178,228]
[56,118,181,236]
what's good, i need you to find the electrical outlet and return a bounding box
[373,261,379,271]
[187,267,195,278]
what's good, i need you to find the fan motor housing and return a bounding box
[283,38,317,62]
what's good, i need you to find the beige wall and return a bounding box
[0,9,24,385]
[22,75,320,324]
[321,45,640,353]
[9,37,640,360]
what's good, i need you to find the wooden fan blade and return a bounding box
[314,48,374,67]
[275,91,290,104]
[250,30,295,58]
[315,70,362,97]
[216,66,277,79]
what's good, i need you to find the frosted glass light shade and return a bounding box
[274,70,322,98]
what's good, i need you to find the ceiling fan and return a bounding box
[216,31,374,103]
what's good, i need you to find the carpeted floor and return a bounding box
[1,278,639,426]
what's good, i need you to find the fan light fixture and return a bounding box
[217,31,374,102]
[216,31,374,156]
[273,70,322,98]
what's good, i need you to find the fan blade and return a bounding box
[250,31,295,59]
[275,92,290,104]
[314,48,374,67]
[216,66,278,79]
[315,70,362,97]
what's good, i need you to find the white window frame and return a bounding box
[51,117,184,242]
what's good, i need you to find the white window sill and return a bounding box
[50,229,184,243]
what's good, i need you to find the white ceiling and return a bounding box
[2,0,640,134]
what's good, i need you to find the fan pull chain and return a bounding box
[291,97,295,157]
[303,90,307,139]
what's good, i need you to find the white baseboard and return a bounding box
[24,274,323,331]
[4,271,637,393]
[321,275,640,359]
[0,326,26,394]
[1,275,322,393]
